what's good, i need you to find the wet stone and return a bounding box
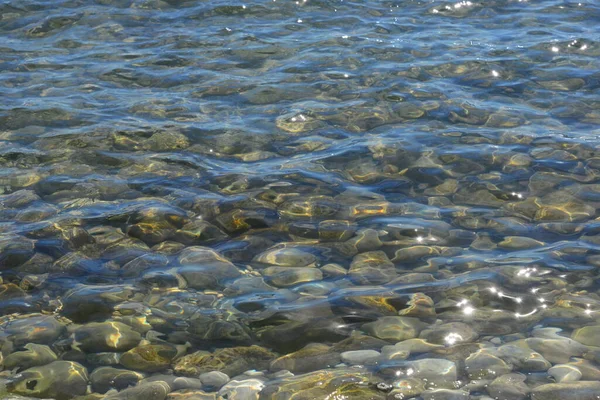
[419,322,478,345]
[348,251,396,285]
[389,377,426,399]
[144,131,190,152]
[421,389,470,400]
[103,381,171,400]
[549,364,582,383]
[526,337,588,364]
[0,314,66,347]
[218,379,265,400]
[253,247,317,268]
[487,373,529,400]
[177,247,242,290]
[6,361,89,400]
[571,325,600,347]
[531,381,600,400]
[465,349,512,379]
[90,367,145,394]
[173,345,276,377]
[270,343,340,373]
[71,321,141,353]
[262,266,323,287]
[166,390,216,400]
[382,358,458,383]
[3,344,57,371]
[496,344,551,371]
[198,371,229,390]
[120,344,177,372]
[340,349,381,365]
[362,317,426,342]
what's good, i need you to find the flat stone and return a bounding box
[173,346,276,377]
[419,322,478,345]
[72,321,141,353]
[496,343,551,371]
[270,343,340,373]
[198,371,229,390]
[465,349,512,379]
[3,343,57,371]
[104,381,171,400]
[572,325,600,347]
[340,350,381,365]
[526,338,588,364]
[6,361,88,399]
[362,317,426,342]
[218,379,265,400]
[531,381,600,400]
[421,389,470,400]
[549,364,582,382]
[488,373,529,400]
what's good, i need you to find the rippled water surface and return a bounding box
[1,0,600,399]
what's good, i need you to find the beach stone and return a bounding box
[398,293,436,318]
[90,367,145,394]
[270,343,340,373]
[488,373,529,400]
[6,361,88,399]
[567,359,600,380]
[496,344,551,371]
[1,314,66,347]
[141,375,204,392]
[531,381,600,400]
[572,325,600,347]
[177,253,242,290]
[104,381,171,400]
[145,131,190,151]
[362,316,426,342]
[262,266,323,287]
[331,332,390,352]
[526,337,588,364]
[198,371,229,390]
[120,344,177,372]
[465,349,512,379]
[381,339,443,361]
[348,251,396,285]
[3,344,57,371]
[340,350,381,365]
[389,377,426,399]
[86,352,121,366]
[72,321,141,353]
[549,364,582,382]
[260,368,383,399]
[166,390,216,400]
[253,247,317,268]
[173,346,276,377]
[218,379,265,400]
[403,359,457,382]
[346,228,383,252]
[498,236,544,250]
[421,389,470,400]
[420,322,478,345]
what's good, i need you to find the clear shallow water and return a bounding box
[1,0,600,399]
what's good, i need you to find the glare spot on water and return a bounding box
[551,46,559,52]
[445,332,463,345]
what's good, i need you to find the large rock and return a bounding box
[6,361,88,399]
[72,321,141,353]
